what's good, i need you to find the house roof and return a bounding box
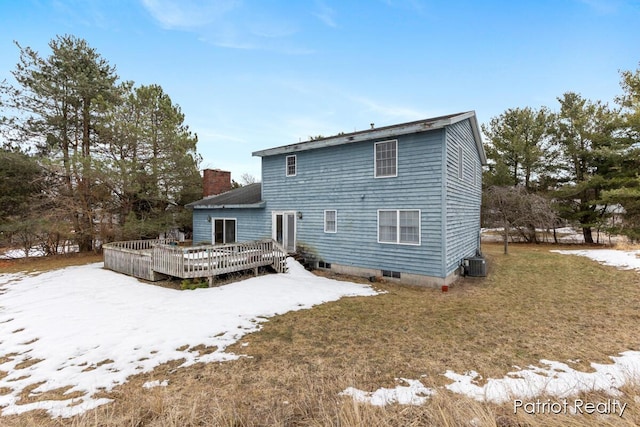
[252,111,487,165]
[186,182,264,209]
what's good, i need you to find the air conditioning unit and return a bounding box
[463,256,487,277]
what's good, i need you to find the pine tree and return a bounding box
[551,92,619,244]
[2,35,119,251]
[482,107,554,190]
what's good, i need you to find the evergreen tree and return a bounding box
[551,92,619,244]
[2,35,119,251]
[602,66,640,242]
[100,83,201,240]
[0,149,43,220]
[1,35,203,249]
[482,107,554,190]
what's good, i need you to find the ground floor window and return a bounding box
[213,218,236,244]
[324,210,337,233]
[377,209,420,245]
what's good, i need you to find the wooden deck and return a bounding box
[103,239,288,283]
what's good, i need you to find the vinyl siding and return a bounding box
[190,118,483,281]
[261,130,444,277]
[192,208,269,245]
[444,119,482,275]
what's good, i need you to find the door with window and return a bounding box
[272,211,296,252]
[213,218,236,245]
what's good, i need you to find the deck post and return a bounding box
[208,275,214,287]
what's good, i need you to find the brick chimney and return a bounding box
[203,169,232,198]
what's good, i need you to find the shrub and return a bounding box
[180,278,208,290]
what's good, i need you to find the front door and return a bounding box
[272,211,296,253]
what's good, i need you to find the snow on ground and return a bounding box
[481,227,586,244]
[551,249,640,271]
[445,352,640,403]
[0,248,47,259]
[142,380,169,389]
[341,249,640,407]
[480,227,626,244]
[0,258,378,418]
[339,378,435,406]
[341,351,640,408]
[342,350,640,406]
[0,245,79,260]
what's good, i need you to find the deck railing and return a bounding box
[104,239,288,282]
[152,239,288,280]
[103,239,176,281]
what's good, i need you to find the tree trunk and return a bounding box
[582,226,594,244]
[527,224,538,243]
[503,219,509,254]
[78,99,94,252]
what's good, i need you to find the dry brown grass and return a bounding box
[2,242,640,426]
[0,252,102,274]
[613,240,640,251]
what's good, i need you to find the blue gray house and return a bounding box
[187,111,487,286]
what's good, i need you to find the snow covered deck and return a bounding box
[103,239,288,282]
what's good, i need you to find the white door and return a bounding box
[272,211,296,252]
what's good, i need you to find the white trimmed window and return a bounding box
[286,155,297,176]
[374,140,397,178]
[213,218,236,244]
[324,210,337,233]
[378,209,420,245]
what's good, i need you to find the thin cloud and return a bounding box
[380,0,427,14]
[349,95,433,121]
[50,0,114,29]
[576,0,624,14]
[140,0,312,54]
[313,0,337,27]
[140,0,239,29]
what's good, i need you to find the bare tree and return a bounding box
[239,173,258,185]
[484,186,557,254]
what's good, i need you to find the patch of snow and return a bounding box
[0,258,378,418]
[481,227,628,244]
[0,245,79,259]
[142,380,169,389]
[444,351,640,403]
[344,351,640,408]
[341,248,640,409]
[0,248,46,259]
[481,227,587,244]
[339,378,435,406]
[551,249,640,271]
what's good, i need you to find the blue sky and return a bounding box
[1,0,639,180]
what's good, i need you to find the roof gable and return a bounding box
[252,111,487,165]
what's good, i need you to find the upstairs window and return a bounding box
[324,210,337,233]
[286,155,297,176]
[375,140,397,178]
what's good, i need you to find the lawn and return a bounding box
[1,242,640,426]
